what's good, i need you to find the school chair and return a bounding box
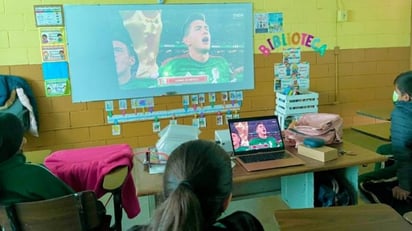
[13,190,109,231]
[44,144,141,231]
[374,143,394,170]
[0,205,16,231]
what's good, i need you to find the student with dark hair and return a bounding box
[0,112,111,229]
[158,13,238,83]
[128,139,263,231]
[359,70,412,215]
[0,113,74,205]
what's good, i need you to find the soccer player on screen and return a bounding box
[159,13,238,83]
[231,131,249,152]
[249,122,278,149]
[112,39,139,89]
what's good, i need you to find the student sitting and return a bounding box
[0,112,75,205]
[359,71,412,215]
[0,112,111,230]
[128,139,264,231]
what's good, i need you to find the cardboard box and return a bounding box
[297,144,338,162]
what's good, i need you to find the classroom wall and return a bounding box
[0,0,410,151]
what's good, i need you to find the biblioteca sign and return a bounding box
[258,32,327,56]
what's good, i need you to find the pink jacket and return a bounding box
[44,144,140,218]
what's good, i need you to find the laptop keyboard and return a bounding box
[239,152,286,163]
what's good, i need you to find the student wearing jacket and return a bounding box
[0,112,74,206]
[359,70,412,215]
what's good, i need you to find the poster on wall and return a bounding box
[37,25,70,97]
[42,62,71,97]
[40,27,65,44]
[274,48,310,92]
[34,5,64,27]
[40,27,67,62]
[254,12,283,34]
[41,45,66,62]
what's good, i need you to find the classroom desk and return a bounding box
[351,122,391,141]
[274,203,411,231]
[132,141,387,211]
[353,106,392,141]
[356,107,392,121]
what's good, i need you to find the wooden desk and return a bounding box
[274,203,411,231]
[133,142,387,209]
[351,122,391,141]
[356,107,392,121]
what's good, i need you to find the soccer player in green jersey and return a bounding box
[249,122,278,148]
[159,13,234,83]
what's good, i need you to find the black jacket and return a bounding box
[127,211,263,231]
[391,101,412,191]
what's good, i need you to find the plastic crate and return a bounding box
[276,91,319,115]
[275,112,303,130]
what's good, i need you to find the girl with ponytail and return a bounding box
[129,139,263,231]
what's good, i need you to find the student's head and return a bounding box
[0,113,25,162]
[149,139,232,231]
[393,70,412,102]
[182,13,210,54]
[112,39,138,84]
[255,122,268,138]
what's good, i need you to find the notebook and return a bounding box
[228,115,304,172]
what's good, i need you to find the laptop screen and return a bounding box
[228,115,285,156]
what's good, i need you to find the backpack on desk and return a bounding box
[284,113,343,147]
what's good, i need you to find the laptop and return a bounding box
[228,115,304,172]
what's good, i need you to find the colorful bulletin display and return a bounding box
[40,28,67,62]
[106,92,243,126]
[254,12,283,34]
[274,48,310,93]
[107,103,241,124]
[35,5,71,97]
